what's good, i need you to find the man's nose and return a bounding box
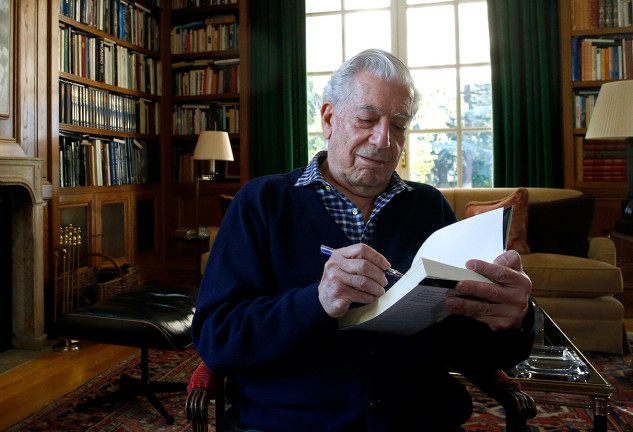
[370,119,390,148]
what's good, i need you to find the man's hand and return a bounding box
[318,244,390,318]
[445,250,532,331]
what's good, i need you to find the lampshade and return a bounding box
[585,80,633,140]
[193,131,234,161]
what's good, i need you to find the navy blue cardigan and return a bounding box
[192,169,534,432]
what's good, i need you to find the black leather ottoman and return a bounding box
[56,284,198,424]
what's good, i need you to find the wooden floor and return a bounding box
[0,342,136,430]
[1,318,632,431]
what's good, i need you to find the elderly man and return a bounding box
[192,48,534,432]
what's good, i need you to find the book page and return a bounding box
[338,208,505,334]
[412,207,504,268]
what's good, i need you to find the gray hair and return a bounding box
[322,49,420,116]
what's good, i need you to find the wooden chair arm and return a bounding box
[462,369,537,432]
[185,362,225,432]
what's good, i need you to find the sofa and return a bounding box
[201,188,627,354]
[440,187,627,354]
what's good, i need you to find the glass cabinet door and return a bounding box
[95,191,132,262]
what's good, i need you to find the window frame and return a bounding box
[306,0,493,187]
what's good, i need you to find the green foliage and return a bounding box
[409,83,492,188]
[307,79,322,129]
[308,136,326,160]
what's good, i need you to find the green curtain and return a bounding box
[248,0,308,178]
[488,0,562,187]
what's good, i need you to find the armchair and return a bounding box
[185,361,537,432]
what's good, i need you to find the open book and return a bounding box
[338,207,512,335]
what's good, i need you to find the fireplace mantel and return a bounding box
[0,157,46,349]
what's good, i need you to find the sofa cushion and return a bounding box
[464,187,530,254]
[528,194,594,257]
[522,252,623,297]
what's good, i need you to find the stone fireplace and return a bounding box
[0,157,46,350]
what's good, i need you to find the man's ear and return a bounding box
[321,102,334,140]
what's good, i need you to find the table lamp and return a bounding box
[585,80,633,235]
[192,131,234,238]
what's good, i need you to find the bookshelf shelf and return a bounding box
[174,133,240,141]
[571,26,633,37]
[59,123,160,140]
[172,93,239,102]
[171,49,240,61]
[171,4,238,16]
[59,72,161,100]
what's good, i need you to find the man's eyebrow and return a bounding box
[359,105,412,121]
[360,104,382,114]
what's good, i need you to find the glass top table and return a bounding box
[505,301,614,432]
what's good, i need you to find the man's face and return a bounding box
[321,71,413,198]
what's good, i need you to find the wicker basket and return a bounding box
[76,253,138,302]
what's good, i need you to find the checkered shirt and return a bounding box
[295,151,413,243]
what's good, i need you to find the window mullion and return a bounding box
[454,2,463,187]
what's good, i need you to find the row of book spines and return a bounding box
[583,159,627,180]
[173,65,239,96]
[59,80,160,134]
[172,104,239,135]
[573,90,599,128]
[171,22,238,54]
[59,136,150,187]
[575,136,629,181]
[59,27,162,96]
[583,155,627,162]
[171,0,237,8]
[571,37,633,81]
[572,0,633,30]
[60,0,160,52]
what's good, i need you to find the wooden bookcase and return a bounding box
[560,1,629,235]
[52,0,168,282]
[164,0,250,269]
[49,0,251,283]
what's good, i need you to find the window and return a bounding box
[306,0,493,188]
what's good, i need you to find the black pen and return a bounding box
[319,245,404,278]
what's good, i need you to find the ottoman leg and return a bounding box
[75,347,187,425]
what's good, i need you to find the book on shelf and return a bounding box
[60,0,160,52]
[338,207,512,335]
[572,0,633,30]
[171,0,237,9]
[59,79,159,134]
[59,26,161,96]
[172,103,239,135]
[574,89,600,128]
[573,37,629,82]
[171,17,238,54]
[578,138,629,181]
[584,139,629,151]
[59,134,150,187]
[171,58,239,95]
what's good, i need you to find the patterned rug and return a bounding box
[464,342,633,432]
[6,340,633,431]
